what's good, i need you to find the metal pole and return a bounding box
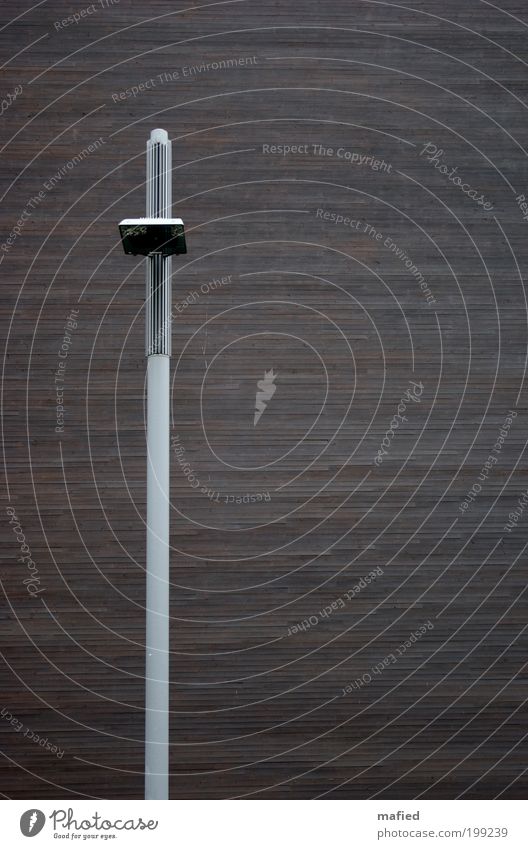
[145,128,172,800]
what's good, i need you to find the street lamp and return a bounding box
[118,128,186,800]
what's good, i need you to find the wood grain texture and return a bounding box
[0,0,527,799]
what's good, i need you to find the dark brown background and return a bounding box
[1,0,527,799]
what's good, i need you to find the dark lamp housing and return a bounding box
[119,218,186,256]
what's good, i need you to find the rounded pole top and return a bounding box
[150,128,169,143]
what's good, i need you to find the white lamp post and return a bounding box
[119,129,186,799]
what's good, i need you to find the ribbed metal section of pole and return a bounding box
[146,129,172,356]
[145,128,171,800]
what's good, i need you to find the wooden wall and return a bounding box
[0,0,527,799]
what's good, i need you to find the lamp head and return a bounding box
[118,217,186,256]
